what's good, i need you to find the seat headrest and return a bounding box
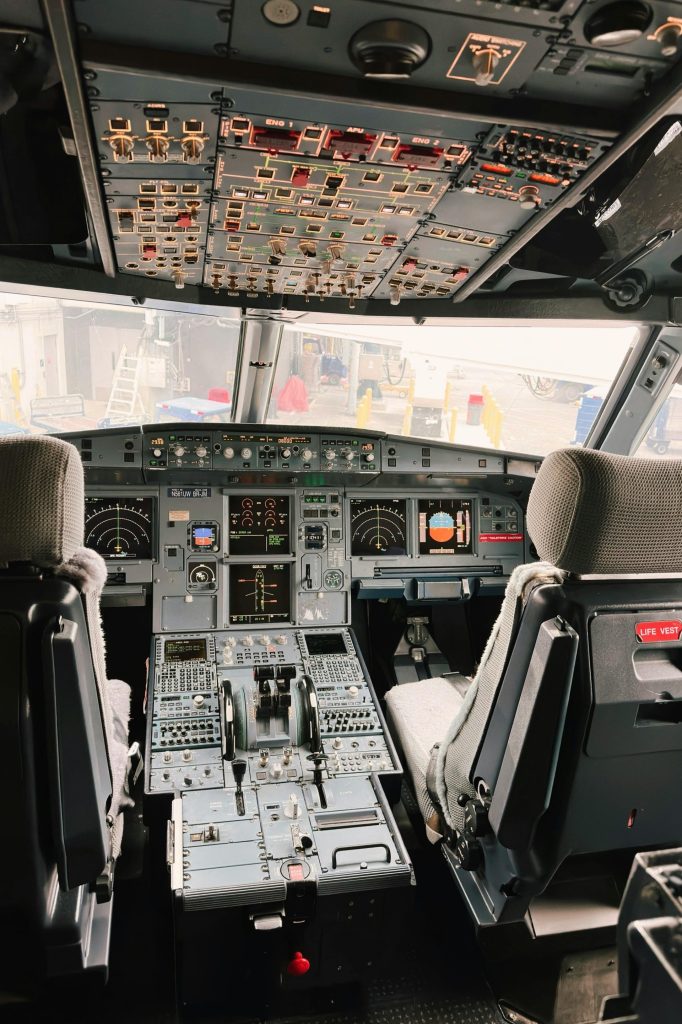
[0,435,84,568]
[527,447,682,575]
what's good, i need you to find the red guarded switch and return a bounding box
[292,166,311,187]
[287,952,311,977]
[175,212,194,228]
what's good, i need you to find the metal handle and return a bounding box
[299,673,322,753]
[331,844,391,869]
[220,679,235,761]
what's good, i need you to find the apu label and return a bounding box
[167,487,211,499]
[635,620,682,643]
[479,533,523,543]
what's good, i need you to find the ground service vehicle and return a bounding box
[2,3,682,1023]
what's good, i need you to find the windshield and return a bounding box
[0,292,640,457]
[0,294,239,436]
[267,323,640,456]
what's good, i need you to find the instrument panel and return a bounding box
[76,425,530,627]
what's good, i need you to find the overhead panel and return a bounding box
[80,0,682,307]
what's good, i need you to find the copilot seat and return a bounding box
[387,447,682,924]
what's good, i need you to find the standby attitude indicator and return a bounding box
[84,497,154,560]
[350,499,407,556]
[418,498,473,555]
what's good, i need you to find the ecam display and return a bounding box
[228,494,290,555]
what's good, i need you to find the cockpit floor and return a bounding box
[3,791,504,1024]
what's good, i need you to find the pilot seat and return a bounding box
[0,435,134,999]
[386,447,682,930]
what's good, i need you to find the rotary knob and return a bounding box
[195,445,207,458]
[242,635,254,646]
[153,448,162,458]
[280,447,292,459]
[174,445,186,458]
[225,636,237,648]
[332,737,343,749]
[348,685,360,697]
[193,694,205,708]
[340,448,354,461]
[363,452,375,463]
[301,448,313,461]
[241,447,252,459]
[259,635,271,646]
[223,446,235,459]
[518,185,541,210]
[324,449,336,461]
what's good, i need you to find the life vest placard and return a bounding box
[635,620,682,643]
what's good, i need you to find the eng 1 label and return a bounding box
[479,533,523,543]
[635,620,682,643]
[167,487,211,499]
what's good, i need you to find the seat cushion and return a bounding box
[386,676,465,840]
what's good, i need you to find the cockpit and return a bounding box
[2,3,682,1023]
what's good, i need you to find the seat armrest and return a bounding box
[43,618,112,889]
[487,618,578,851]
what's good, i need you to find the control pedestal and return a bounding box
[146,626,401,799]
[170,774,414,1010]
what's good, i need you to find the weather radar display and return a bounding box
[350,499,407,556]
[84,497,154,560]
[418,498,473,555]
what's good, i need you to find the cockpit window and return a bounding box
[0,291,640,457]
[266,323,640,456]
[633,376,682,459]
[0,294,239,437]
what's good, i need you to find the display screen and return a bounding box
[164,638,207,662]
[229,562,291,624]
[350,498,407,556]
[305,632,347,656]
[84,496,154,560]
[229,495,290,555]
[418,498,473,555]
[190,522,218,550]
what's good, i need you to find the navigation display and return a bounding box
[84,496,154,560]
[229,495,290,555]
[418,498,473,555]
[350,498,407,556]
[229,562,291,624]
